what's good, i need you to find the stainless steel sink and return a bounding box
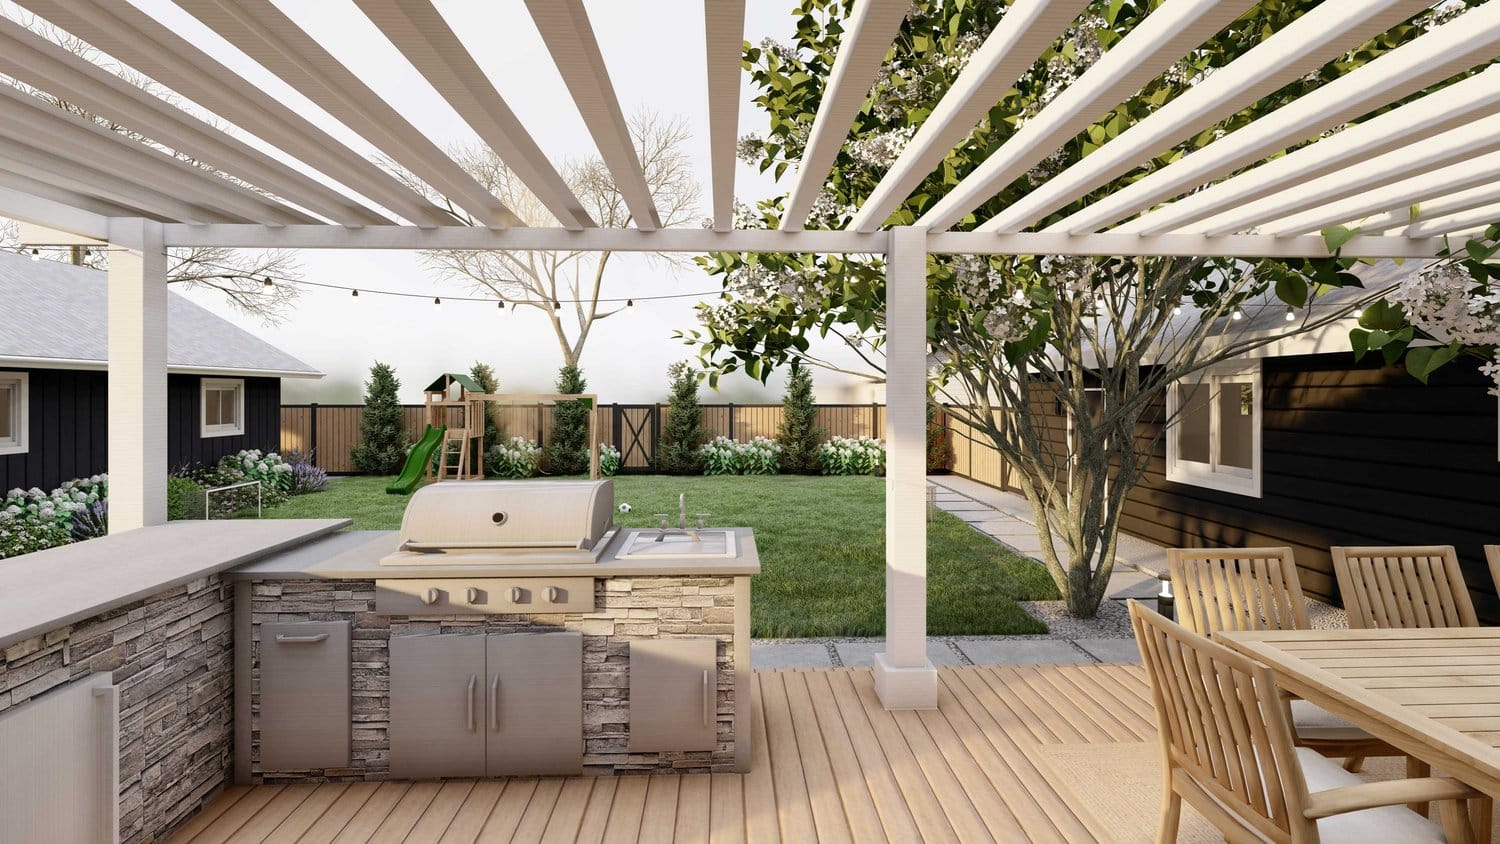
[615,529,737,560]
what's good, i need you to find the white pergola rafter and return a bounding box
[352,0,593,231]
[524,0,661,231]
[978,0,1430,233]
[1052,1,1500,235]
[0,175,152,231]
[17,0,454,228]
[916,0,1260,232]
[1360,183,1500,235]
[0,141,243,225]
[0,17,393,227]
[704,0,746,232]
[1391,202,1500,238]
[175,0,521,229]
[780,0,910,230]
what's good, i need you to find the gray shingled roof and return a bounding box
[0,250,320,377]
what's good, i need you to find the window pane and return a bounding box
[205,389,223,426]
[0,385,10,439]
[221,389,238,426]
[1177,381,1211,464]
[1217,381,1255,470]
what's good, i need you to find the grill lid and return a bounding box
[396,479,614,552]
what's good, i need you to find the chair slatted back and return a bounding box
[1486,545,1500,601]
[1130,601,1309,842]
[1331,545,1478,629]
[1168,547,1310,636]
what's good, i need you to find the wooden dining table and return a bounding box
[1217,627,1500,799]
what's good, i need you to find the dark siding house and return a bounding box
[0,252,320,492]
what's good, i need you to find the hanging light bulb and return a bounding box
[1172,304,1182,315]
[1352,306,1364,319]
[1284,305,1295,322]
[1231,306,1244,321]
[433,297,442,308]
[262,276,273,287]
[351,289,359,298]
[30,248,40,262]
[497,301,504,311]
[552,299,561,310]
[626,298,635,308]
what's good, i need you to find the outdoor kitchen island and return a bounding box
[226,480,759,786]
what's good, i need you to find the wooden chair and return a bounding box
[1331,546,1478,630]
[1486,546,1500,600]
[1130,601,1484,844]
[1168,548,1394,770]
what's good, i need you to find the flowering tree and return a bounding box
[685,0,1474,616]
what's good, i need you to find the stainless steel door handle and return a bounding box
[466,674,477,731]
[275,633,329,643]
[702,669,712,727]
[422,587,441,605]
[489,674,500,731]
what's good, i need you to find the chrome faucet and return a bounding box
[653,493,708,541]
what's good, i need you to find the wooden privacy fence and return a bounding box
[282,403,886,474]
[943,406,1014,492]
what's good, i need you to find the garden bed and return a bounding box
[256,474,1058,637]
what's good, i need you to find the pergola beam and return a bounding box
[0,185,126,238]
[1359,183,1500,235]
[1389,202,1500,239]
[0,143,238,225]
[916,0,1259,232]
[979,0,1429,233]
[780,0,910,230]
[525,0,661,230]
[354,0,593,231]
[19,0,455,228]
[149,223,1452,258]
[1053,2,1500,235]
[848,0,1087,233]
[175,0,519,229]
[704,0,746,232]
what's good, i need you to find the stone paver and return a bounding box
[834,640,966,668]
[1074,638,1144,664]
[954,638,1092,665]
[751,642,834,669]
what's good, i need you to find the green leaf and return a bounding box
[1274,275,1308,308]
[1321,225,1361,252]
[1404,344,1461,383]
[1349,328,1369,361]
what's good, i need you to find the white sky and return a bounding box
[117,0,880,405]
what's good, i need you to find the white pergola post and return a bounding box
[107,217,168,532]
[874,225,937,710]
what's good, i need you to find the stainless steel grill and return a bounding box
[380,479,616,566]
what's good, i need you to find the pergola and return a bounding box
[2,0,1492,710]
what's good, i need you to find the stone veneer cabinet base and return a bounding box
[239,575,752,783]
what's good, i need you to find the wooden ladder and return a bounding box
[437,431,469,480]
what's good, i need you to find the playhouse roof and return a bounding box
[425,373,484,393]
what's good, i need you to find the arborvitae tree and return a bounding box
[469,362,502,453]
[776,365,823,474]
[350,362,409,474]
[547,365,591,475]
[658,361,708,475]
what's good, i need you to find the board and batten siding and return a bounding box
[950,352,1500,620]
[0,368,281,491]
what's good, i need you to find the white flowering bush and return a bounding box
[485,437,543,479]
[1384,262,1500,395]
[599,443,622,477]
[196,449,294,514]
[817,436,885,476]
[697,436,782,476]
[0,474,108,559]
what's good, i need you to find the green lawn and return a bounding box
[261,474,1058,638]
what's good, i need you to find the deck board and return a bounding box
[169,665,1149,844]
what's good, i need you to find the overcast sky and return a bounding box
[109,0,880,405]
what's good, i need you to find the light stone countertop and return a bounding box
[0,518,350,650]
[226,527,762,580]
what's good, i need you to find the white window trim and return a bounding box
[201,377,245,438]
[0,372,28,456]
[1165,361,1262,498]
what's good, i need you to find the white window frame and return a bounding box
[1165,361,1262,498]
[0,372,28,456]
[200,377,245,438]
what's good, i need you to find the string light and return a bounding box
[433,297,441,308]
[1172,304,1182,315]
[1231,306,1244,321]
[551,300,561,310]
[30,248,39,262]
[351,289,359,298]
[1284,305,1295,322]
[627,298,635,308]
[262,276,273,287]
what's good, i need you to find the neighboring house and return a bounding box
[0,251,321,491]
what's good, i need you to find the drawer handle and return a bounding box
[490,674,500,731]
[422,588,441,606]
[466,674,477,732]
[546,586,561,603]
[465,587,481,603]
[702,669,712,727]
[275,633,328,643]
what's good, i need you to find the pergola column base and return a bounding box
[873,652,938,710]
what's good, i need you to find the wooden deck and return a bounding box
[168,664,1157,843]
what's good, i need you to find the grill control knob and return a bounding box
[422,588,440,605]
[546,586,561,603]
[510,586,524,603]
[465,587,481,603]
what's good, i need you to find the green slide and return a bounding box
[386,425,445,495]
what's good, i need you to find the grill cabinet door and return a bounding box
[486,632,583,776]
[389,634,486,779]
[629,639,718,752]
[259,621,350,771]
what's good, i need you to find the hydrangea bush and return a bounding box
[599,443,622,477]
[199,449,296,514]
[485,436,543,479]
[697,436,783,475]
[818,436,885,476]
[0,475,108,559]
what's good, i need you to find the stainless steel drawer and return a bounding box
[375,578,595,615]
